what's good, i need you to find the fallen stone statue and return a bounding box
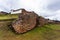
[11,9,38,34]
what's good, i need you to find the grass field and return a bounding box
[0,14,18,20]
[0,14,60,40]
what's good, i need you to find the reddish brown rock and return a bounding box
[12,9,38,34]
[37,16,48,26]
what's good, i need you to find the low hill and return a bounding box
[0,11,9,14]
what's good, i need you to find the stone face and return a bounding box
[12,9,38,34]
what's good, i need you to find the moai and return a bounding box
[11,9,38,34]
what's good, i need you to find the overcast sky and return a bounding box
[0,0,60,20]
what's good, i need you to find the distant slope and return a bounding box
[0,11,8,14]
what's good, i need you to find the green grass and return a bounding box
[0,14,60,40]
[0,14,18,20]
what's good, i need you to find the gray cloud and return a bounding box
[47,1,60,11]
[0,0,60,20]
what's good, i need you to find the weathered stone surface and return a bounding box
[37,16,48,26]
[12,9,38,34]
